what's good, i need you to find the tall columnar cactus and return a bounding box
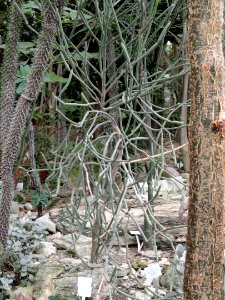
[0,0,22,159]
[0,0,65,260]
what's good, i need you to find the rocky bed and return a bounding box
[0,173,189,299]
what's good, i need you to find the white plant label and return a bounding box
[16,182,23,191]
[129,230,141,235]
[144,263,162,281]
[77,277,92,299]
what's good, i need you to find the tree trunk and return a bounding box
[28,120,43,217]
[183,1,225,299]
[180,0,189,173]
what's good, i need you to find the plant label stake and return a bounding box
[77,277,92,300]
[129,230,143,252]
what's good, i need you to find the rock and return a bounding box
[58,258,82,269]
[11,201,20,214]
[24,203,33,210]
[53,234,92,258]
[81,195,95,204]
[46,232,62,242]
[134,291,151,300]
[160,257,183,291]
[116,268,130,278]
[111,235,137,246]
[49,208,78,234]
[13,286,33,300]
[35,213,56,233]
[10,213,18,221]
[33,260,107,300]
[35,262,65,281]
[140,177,185,197]
[34,242,57,257]
[26,210,38,219]
[53,276,78,299]
[117,264,130,277]
[181,172,189,180]
[158,177,184,195]
[37,275,56,300]
[33,263,65,299]
[140,250,162,259]
[162,166,180,178]
[54,269,105,300]
[170,195,183,200]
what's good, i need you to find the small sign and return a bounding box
[16,182,23,191]
[129,231,143,252]
[129,230,141,235]
[77,277,92,300]
[144,263,162,281]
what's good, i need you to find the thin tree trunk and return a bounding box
[183,1,225,299]
[28,120,43,217]
[180,72,189,172]
[180,0,189,172]
[140,0,155,250]
[57,64,67,144]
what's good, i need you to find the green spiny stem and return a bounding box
[0,0,64,254]
[0,0,22,159]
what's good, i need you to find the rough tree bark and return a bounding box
[183,1,225,299]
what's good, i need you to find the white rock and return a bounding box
[11,201,20,214]
[46,232,62,242]
[162,166,180,178]
[85,221,91,229]
[24,203,33,210]
[13,286,33,300]
[53,234,92,259]
[181,173,189,180]
[34,242,56,257]
[37,275,55,300]
[135,291,151,299]
[35,213,56,233]
[155,177,184,196]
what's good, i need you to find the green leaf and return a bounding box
[19,42,35,49]
[20,65,31,77]
[23,1,41,10]
[48,296,61,300]
[0,42,35,51]
[16,81,26,94]
[20,48,36,55]
[15,77,25,84]
[63,8,92,21]
[32,111,44,120]
[44,72,67,84]
[32,191,49,209]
